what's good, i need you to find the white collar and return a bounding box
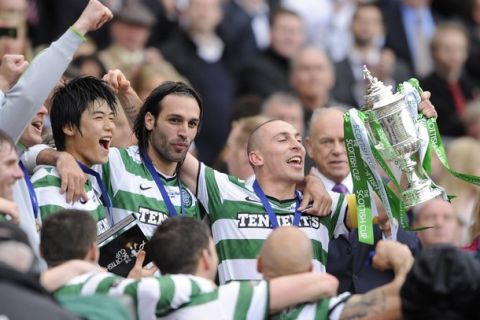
[311,167,353,194]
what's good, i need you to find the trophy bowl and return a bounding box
[363,67,443,208]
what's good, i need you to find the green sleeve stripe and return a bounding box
[69,26,87,41]
[54,283,84,298]
[234,282,254,320]
[155,276,176,316]
[33,176,62,188]
[123,281,140,314]
[327,194,345,237]
[314,299,330,320]
[40,204,67,219]
[183,290,218,308]
[102,161,114,198]
[204,166,222,216]
[96,275,121,293]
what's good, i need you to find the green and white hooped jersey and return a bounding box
[54,272,268,320]
[271,292,351,320]
[31,165,110,234]
[94,146,200,238]
[197,164,349,284]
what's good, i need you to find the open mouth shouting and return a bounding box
[286,155,303,169]
[99,136,111,152]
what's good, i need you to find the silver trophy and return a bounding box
[362,66,443,207]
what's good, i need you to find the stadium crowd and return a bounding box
[1,0,480,319]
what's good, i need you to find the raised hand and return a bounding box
[73,0,114,36]
[0,54,29,91]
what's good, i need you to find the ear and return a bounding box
[305,137,314,158]
[62,123,76,137]
[248,150,263,167]
[200,249,212,272]
[256,256,263,274]
[85,242,99,264]
[145,112,155,131]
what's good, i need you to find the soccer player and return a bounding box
[259,227,414,320]
[31,77,117,234]
[42,213,339,319]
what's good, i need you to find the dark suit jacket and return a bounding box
[239,48,292,98]
[326,225,421,294]
[420,72,477,137]
[332,57,412,108]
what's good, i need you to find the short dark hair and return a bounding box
[269,7,301,27]
[147,217,211,275]
[134,81,203,154]
[0,129,15,152]
[50,76,117,151]
[40,210,97,267]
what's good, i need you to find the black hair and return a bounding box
[50,76,117,151]
[147,217,211,275]
[269,7,301,27]
[40,210,97,267]
[134,81,203,154]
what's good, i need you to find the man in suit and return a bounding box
[383,0,436,78]
[333,3,411,108]
[306,107,421,294]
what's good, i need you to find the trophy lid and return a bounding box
[362,66,399,110]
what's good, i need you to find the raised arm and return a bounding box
[339,240,414,320]
[269,272,339,314]
[0,0,112,143]
[102,69,143,128]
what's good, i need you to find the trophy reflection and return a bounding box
[361,66,444,208]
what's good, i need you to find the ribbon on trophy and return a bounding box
[400,79,480,188]
[344,68,480,245]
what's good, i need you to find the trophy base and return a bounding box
[402,180,443,208]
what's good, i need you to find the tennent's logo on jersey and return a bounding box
[236,212,322,229]
[138,207,169,226]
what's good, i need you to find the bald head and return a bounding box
[259,227,313,279]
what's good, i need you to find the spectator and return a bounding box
[333,3,412,108]
[161,0,235,165]
[221,115,270,180]
[412,198,463,247]
[99,1,159,80]
[131,62,188,101]
[239,7,306,98]
[462,100,480,139]
[383,0,436,78]
[218,0,272,69]
[306,107,420,294]
[289,46,337,129]
[261,92,304,136]
[421,21,478,137]
[0,0,33,61]
[438,137,480,243]
[0,129,22,223]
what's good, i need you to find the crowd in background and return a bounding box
[1,0,480,319]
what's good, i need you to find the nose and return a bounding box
[14,163,24,180]
[37,105,48,116]
[332,140,345,154]
[177,122,189,139]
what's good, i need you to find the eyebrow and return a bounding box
[272,132,301,139]
[166,113,200,121]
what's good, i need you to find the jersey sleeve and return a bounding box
[31,166,70,220]
[324,191,349,239]
[217,280,269,320]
